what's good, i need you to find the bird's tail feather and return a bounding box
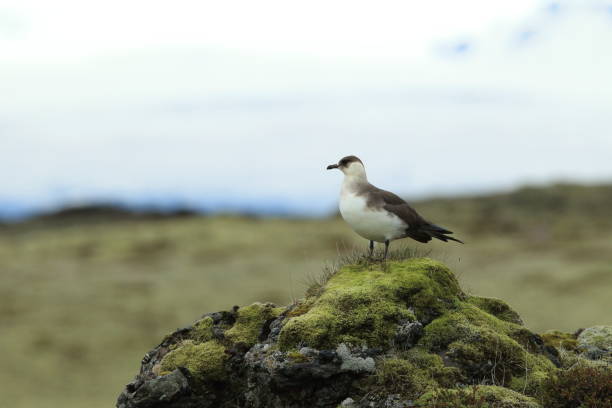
[426,224,464,244]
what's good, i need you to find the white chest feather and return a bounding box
[339,191,406,242]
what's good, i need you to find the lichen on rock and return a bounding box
[336,344,376,373]
[577,325,612,361]
[540,325,612,371]
[117,257,611,408]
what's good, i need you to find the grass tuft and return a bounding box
[305,245,431,297]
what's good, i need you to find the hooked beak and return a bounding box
[326,164,339,170]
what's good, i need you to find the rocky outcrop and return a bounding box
[117,258,611,408]
[577,326,612,361]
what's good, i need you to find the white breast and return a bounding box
[339,191,406,243]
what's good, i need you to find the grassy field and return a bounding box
[1,183,611,408]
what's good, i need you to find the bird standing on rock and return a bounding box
[327,155,463,259]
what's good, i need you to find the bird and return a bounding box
[327,155,463,259]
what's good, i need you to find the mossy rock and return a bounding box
[367,348,462,399]
[157,302,283,382]
[276,258,557,399]
[119,258,573,408]
[190,316,214,342]
[577,325,612,360]
[419,302,555,396]
[160,340,228,382]
[467,295,523,325]
[225,302,283,347]
[417,385,542,408]
[278,259,462,350]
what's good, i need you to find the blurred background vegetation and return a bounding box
[1,182,611,408]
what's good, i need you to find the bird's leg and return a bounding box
[384,240,390,260]
[369,240,374,258]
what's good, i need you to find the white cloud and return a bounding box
[1,0,538,60]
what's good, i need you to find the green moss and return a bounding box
[286,298,315,318]
[407,347,464,386]
[374,358,437,397]
[190,316,214,342]
[477,384,540,406]
[417,385,541,408]
[278,259,462,350]
[419,302,556,392]
[402,347,443,367]
[467,295,523,325]
[420,301,544,352]
[160,340,228,382]
[286,350,311,363]
[224,302,283,347]
[540,330,577,351]
[447,331,525,385]
[419,303,514,350]
[509,367,552,398]
[369,348,463,399]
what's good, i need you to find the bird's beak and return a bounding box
[327,164,339,170]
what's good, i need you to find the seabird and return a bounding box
[327,155,463,258]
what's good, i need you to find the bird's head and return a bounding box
[327,155,366,178]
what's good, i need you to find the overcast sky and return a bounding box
[1,0,612,217]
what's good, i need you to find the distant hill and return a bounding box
[4,183,612,240]
[415,183,612,239]
[14,204,198,227]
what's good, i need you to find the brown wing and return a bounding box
[367,186,428,229]
[367,185,464,244]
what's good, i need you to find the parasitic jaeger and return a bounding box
[327,155,463,258]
